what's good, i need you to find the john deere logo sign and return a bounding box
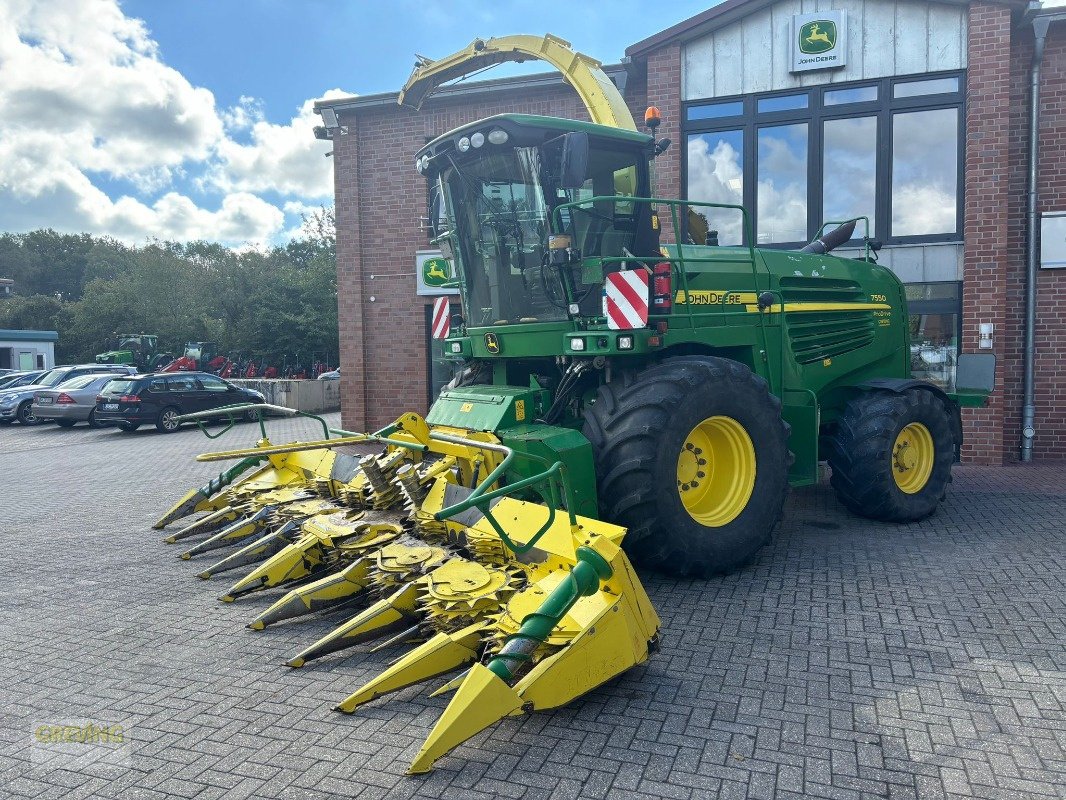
[791,10,847,73]
[416,249,459,296]
[422,257,451,287]
[798,21,836,54]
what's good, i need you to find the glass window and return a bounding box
[823,116,877,235]
[758,94,808,113]
[909,312,958,389]
[892,108,958,236]
[893,77,959,98]
[104,379,135,396]
[686,130,745,245]
[149,379,167,392]
[56,375,98,390]
[687,101,743,121]
[824,85,878,105]
[167,376,197,392]
[757,123,808,243]
[198,375,229,392]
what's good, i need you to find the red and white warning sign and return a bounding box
[431,296,451,340]
[603,269,649,330]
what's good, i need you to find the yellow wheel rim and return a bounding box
[891,422,934,494]
[676,415,756,527]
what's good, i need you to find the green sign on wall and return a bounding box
[798,20,837,54]
[791,10,847,73]
[416,249,459,296]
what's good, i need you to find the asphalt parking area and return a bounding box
[1,416,1064,799]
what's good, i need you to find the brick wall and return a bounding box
[965,4,1066,463]
[645,43,683,242]
[333,78,646,431]
[962,3,1016,464]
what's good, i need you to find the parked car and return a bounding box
[0,370,46,391]
[317,368,340,380]
[32,373,130,428]
[0,364,139,426]
[94,371,266,433]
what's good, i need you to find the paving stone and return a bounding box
[1,417,1064,798]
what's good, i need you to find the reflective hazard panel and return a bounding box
[603,270,649,330]
[431,296,451,340]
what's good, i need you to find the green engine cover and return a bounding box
[427,385,549,431]
[427,384,599,518]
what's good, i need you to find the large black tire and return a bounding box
[827,389,954,522]
[16,400,39,426]
[118,422,140,432]
[55,419,77,428]
[582,356,790,578]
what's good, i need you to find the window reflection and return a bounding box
[909,313,958,390]
[823,116,876,235]
[686,131,745,245]
[893,77,959,98]
[758,94,808,113]
[892,108,958,236]
[687,101,744,121]
[824,85,878,105]
[757,123,808,243]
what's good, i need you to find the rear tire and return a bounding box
[156,406,182,433]
[55,419,77,428]
[118,422,141,432]
[827,389,954,522]
[583,356,790,578]
[87,410,103,429]
[16,401,39,426]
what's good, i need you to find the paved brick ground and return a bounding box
[1,416,1064,799]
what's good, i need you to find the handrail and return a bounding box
[176,402,333,441]
[427,430,579,555]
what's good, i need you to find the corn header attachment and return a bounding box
[154,402,659,774]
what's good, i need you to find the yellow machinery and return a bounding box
[156,405,659,773]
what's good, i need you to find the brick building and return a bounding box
[317,0,1066,464]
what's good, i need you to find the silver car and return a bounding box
[32,373,131,428]
[0,364,138,425]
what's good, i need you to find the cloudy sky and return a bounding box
[0,0,714,248]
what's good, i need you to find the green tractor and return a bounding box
[96,334,172,372]
[414,111,992,578]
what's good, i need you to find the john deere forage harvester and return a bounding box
[154,33,990,775]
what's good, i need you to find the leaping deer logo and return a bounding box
[424,259,450,283]
[799,20,837,54]
[806,24,831,47]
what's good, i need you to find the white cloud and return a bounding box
[0,1,352,246]
[206,89,348,199]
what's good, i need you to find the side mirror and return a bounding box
[559,131,589,188]
[955,353,995,393]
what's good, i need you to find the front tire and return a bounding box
[827,389,954,522]
[583,356,790,578]
[156,407,181,433]
[118,422,141,432]
[55,419,77,428]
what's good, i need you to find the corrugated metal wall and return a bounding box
[684,0,968,99]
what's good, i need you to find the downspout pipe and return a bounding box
[1021,14,1051,462]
